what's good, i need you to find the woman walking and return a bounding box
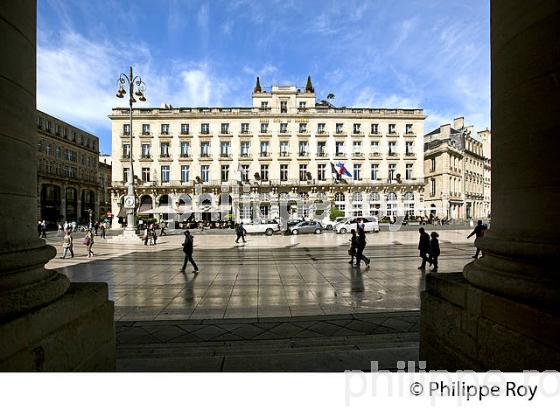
[84,229,95,258]
[429,232,440,272]
[348,229,358,265]
[355,228,371,269]
[60,231,73,259]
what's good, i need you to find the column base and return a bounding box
[420,273,560,371]
[120,227,139,241]
[0,282,115,371]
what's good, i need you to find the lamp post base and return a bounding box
[120,226,138,240]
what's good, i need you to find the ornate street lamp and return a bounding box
[115,66,146,238]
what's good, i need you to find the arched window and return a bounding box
[403,192,415,216]
[386,192,397,216]
[369,192,381,216]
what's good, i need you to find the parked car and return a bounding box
[289,220,324,235]
[323,217,348,230]
[335,217,380,234]
[243,220,281,236]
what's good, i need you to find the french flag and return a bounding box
[331,162,352,178]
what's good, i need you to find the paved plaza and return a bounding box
[46,229,476,322]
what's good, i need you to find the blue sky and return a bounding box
[37,0,490,154]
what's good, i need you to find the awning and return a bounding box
[138,205,176,214]
[117,207,127,218]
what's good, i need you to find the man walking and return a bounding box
[355,228,371,269]
[235,222,247,244]
[467,220,487,259]
[180,230,199,273]
[417,227,431,270]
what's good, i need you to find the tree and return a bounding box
[329,207,345,221]
[326,93,335,100]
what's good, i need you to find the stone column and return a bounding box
[463,0,560,308]
[0,1,69,319]
[0,1,114,371]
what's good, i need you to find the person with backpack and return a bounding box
[235,222,247,244]
[467,220,488,259]
[180,230,199,273]
[355,228,371,269]
[84,229,94,258]
[429,232,440,272]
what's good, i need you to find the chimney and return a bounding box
[453,117,464,130]
[440,124,451,136]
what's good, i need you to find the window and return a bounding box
[181,165,189,182]
[260,164,269,181]
[160,142,170,157]
[431,179,436,196]
[298,101,306,110]
[280,101,288,113]
[240,141,250,156]
[335,141,344,155]
[141,144,150,158]
[201,123,209,134]
[260,101,268,111]
[56,146,61,159]
[37,117,43,129]
[45,120,51,132]
[299,123,307,133]
[317,141,326,156]
[260,122,269,133]
[123,168,130,183]
[371,141,380,154]
[221,165,229,181]
[369,192,381,216]
[353,141,362,155]
[336,123,344,133]
[142,167,150,183]
[142,124,150,135]
[317,164,326,181]
[299,141,308,156]
[406,124,413,134]
[386,192,397,216]
[241,123,249,133]
[161,165,170,183]
[221,123,229,134]
[335,192,345,211]
[353,164,361,180]
[371,123,379,134]
[431,158,436,172]
[353,123,361,134]
[388,163,396,181]
[200,165,210,182]
[220,142,231,157]
[123,124,130,135]
[299,164,308,181]
[405,141,414,155]
[200,142,210,157]
[280,164,288,181]
[388,141,397,155]
[280,141,289,157]
[161,124,169,135]
[241,165,249,182]
[46,143,52,156]
[406,164,413,180]
[351,193,363,217]
[122,144,130,158]
[180,142,190,157]
[388,124,396,134]
[260,141,269,156]
[181,123,189,135]
[280,123,288,133]
[371,164,379,180]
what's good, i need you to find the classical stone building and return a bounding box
[109,79,426,226]
[478,128,492,218]
[423,117,488,220]
[36,110,101,226]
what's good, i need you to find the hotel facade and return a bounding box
[109,78,426,227]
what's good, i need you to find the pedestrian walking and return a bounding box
[94,221,99,236]
[429,232,440,272]
[152,227,158,245]
[180,230,199,273]
[355,228,371,269]
[160,222,167,236]
[467,220,487,259]
[100,222,106,239]
[143,227,149,246]
[63,220,70,233]
[40,220,47,238]
[84,229,94,257]
[60,232,73,259]
[417,227,431,270]
[37,221,42,237]
[235,223,247,243]
[348,229,358,265]
[68,230,75,257]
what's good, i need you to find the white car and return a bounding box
[335,217,380,234]
[242,220,281,236]
[323,217,348,230]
